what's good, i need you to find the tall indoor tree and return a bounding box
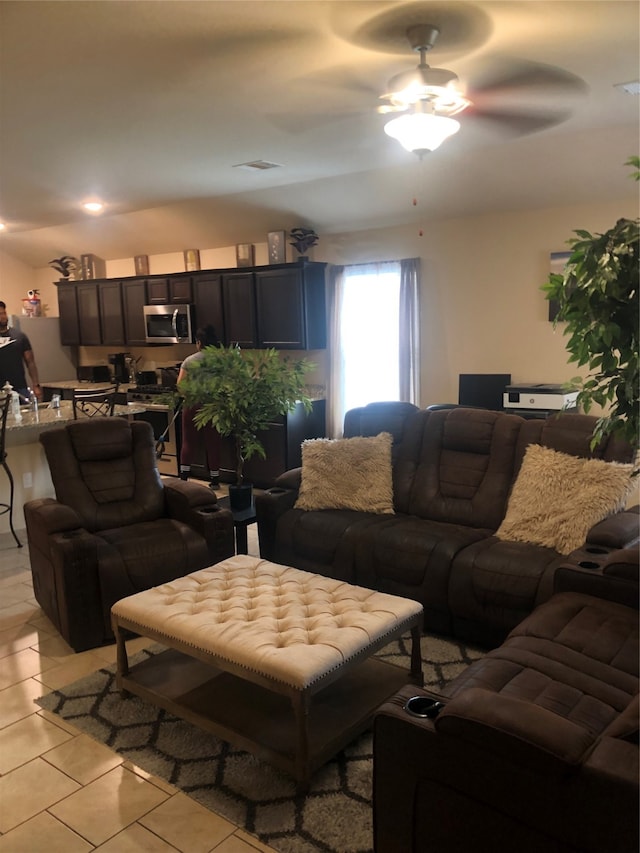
[543,157,639,449]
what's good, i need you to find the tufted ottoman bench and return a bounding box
[111,554,424,785]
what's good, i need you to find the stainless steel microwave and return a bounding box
[143,304,193,344]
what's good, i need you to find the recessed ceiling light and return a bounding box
[0,222,6,231]
[83,201,105,213]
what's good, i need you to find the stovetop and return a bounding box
[127,385,179,407]
[134,384,176,395]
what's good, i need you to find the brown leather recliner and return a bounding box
[373,548,640,853]
[25,417,235,651]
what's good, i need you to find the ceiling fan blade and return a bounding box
[467,106,572,138]
[466,57,587,112]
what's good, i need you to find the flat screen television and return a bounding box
[458,374,511,412]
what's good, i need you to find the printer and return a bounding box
[503,383,578,419]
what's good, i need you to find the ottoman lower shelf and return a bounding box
[118,647,415,783]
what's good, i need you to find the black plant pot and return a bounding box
[228,482,253,511]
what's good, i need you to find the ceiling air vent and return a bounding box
[233,160,281,171]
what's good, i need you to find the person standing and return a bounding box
[0,300,42,401]
[177,324,221,489]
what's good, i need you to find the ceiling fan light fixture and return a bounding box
[384,111,460,154]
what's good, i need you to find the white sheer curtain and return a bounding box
[326,259,421,438]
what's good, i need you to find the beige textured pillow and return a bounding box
[496,444,634,554]
[295,433,394,514]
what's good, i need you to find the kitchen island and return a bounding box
[1,401,145,537]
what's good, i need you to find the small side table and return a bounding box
[217,495,257,555]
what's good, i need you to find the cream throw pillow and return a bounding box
[295,433,395,514]
[496,444,634,554]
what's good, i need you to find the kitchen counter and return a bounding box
[6,401,146,446]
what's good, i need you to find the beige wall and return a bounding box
[2,194,637,407]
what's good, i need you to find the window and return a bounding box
[328,258,420,436]
[340,261,401,411]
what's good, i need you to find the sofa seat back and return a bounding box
[41,417,165,532]
[516,412,637,470]
[394,408,523,529]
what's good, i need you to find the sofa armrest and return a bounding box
[434,687,594,774]
[274,467,302,491]
[553,546,639,608]
[24,498,83,555]
[587,506,640,549]
[163,479,235,563]
[255,478,300,560]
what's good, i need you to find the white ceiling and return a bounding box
[1,0,638,268]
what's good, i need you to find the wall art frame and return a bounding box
[267,230,286,264]
[236,243,255,267]
[134,254,150,276]
[184,249,201,272]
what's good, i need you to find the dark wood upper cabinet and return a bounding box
[147,276,192,304]
[122,279,147,345]
[98,281,125,346]
[56,261,327,349]
[77,283,101,345]
[193,273,225,342]
[57,282,80,345]
[222,272,258,348]
[255,264,326,349]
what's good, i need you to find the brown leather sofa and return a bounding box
[256,406,638,647]
[25,417,235,651]
[373,548,640,853]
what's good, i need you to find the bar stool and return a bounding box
[72,385,119,419]
[0,393,22,547]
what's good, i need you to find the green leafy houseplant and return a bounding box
[542,157,639,450]
[179,346,314,486]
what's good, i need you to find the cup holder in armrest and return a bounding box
[585,546,609,555]
[267,488,288,496]
[578,561,601,570]
[404,697,445,719]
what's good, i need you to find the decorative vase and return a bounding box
[228,482,253,511]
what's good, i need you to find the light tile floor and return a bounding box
[0,514,276,853]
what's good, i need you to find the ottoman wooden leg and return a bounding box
[293,690,311,791]
[409,624,424,686]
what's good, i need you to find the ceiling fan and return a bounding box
[375,21,586,156]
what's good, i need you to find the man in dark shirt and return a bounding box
[0,301,42,400]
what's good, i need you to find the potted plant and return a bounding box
[543,157,639,450]
[289,227,318,259]
[179,345,314,508]
[49,256,78,279]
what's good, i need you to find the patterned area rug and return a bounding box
[37,634,484,853]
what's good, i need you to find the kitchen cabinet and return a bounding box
[192,273,225,340]
[187,399,326,488]
[222,272,257,347]
[122,279,148,345]
[77,283,101,345]
[57,282,80,345]
[147,276,192,304]
[255,264,326,349]
[98,281,125,346]
[55,261,327,349]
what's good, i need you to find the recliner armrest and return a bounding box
[587,506,640,549]
[434,687,595,775]
[553,546,639,608]
[24,498,83,556]
[162,479,234,563]
[255,480,300,560]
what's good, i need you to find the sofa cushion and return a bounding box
[295,432,394,514]
[496,444,634,554]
